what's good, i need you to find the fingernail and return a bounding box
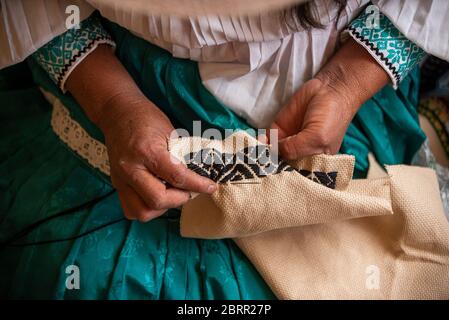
[207,184,217,194]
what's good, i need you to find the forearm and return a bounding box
[271,38,393,159]
[31,14,148,133]
[65,45,148,131]
[316,3,427,115]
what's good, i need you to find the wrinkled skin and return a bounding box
[67,39,388,222]
[270,39,389,160]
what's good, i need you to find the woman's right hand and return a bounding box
[97,94,217,222]
[66,45,216,222]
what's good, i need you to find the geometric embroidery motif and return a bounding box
[185,146,338,188]
[32,14,115,91]
[347,6,426,88]
[298,170,338,189]
[48,90,339,189]
[47,88,338,189]
[48,93,338,189]
[185,146,294,183]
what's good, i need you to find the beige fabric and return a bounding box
[182,170,392,239]
[173,134,449,299]
[169,132,261,163]
[175,132,392,239]
[291,154,355,190]
[236,166,449,299]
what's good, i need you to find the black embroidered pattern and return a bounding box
[185,146,294,183]
[184,146,338,189]
[347,25,401,84]
[299,170,337,189]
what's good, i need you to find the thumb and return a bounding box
[278,130,327,160]
[266,123,288,144]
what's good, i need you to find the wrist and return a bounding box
[315,38,390,115]
[95,91,149,134]
[314,66,362,118]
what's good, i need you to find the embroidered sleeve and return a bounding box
[346,5,426,89]
[32,14,115,92]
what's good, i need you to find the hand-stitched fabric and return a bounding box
[32,14,115,92]
[180,149,449,299]
[184,144,336,187]
[185,146,295,183]
[170,132,339,188]
[346,5,427,89]
[28,13,426,181]
[172,133,393,239]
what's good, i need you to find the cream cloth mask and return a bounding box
[170,132,449,299]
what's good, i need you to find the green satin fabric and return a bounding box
[0,24,271,299]
[0,73,272,299]
[0,17,424,299]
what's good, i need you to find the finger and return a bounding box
[267,123,287,144]
[275,79,322,132]
[292,78,324,117]
[117,184,165,222]
[278,129,330,160]
[123,166,192,210]
[269,79,324,140]
[119,198,136,221]
[110,173,136,220]
[145,150,217,194]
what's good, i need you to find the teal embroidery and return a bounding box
[347,5,426,88]
[32,14,115,91]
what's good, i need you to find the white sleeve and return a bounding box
[0,0,95,69]
[373,0,449,62]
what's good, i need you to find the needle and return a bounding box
[229,181,261,185]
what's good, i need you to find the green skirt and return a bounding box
[0,18,425,299]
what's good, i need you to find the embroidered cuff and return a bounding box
[32,15,115,92]
[346,5,426,89]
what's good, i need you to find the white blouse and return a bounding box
[1,0,449,128]
[96,0,366,127]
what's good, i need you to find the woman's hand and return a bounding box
[66,45,216,222]
[98,95,217,222]
[270,77,354,159]
[270,38,390,160]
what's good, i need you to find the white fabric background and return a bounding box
[1,0,448,127]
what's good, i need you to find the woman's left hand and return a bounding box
[270,77,357,160]
[269,38,390,160]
